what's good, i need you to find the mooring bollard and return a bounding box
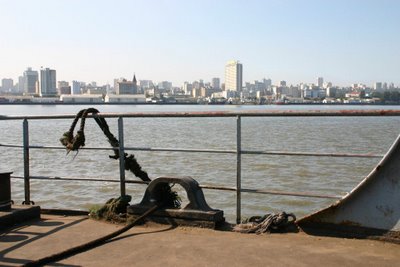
[0,172,13,211]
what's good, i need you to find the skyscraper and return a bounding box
[211,78,220,90]
[1,78,13,92]
[224,60,243,92]
[72,80,81,95]
[40,68,57,96]
[23,67,39,95]
[317,77,324,88]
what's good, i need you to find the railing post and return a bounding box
[118,117,126,196]
[23,119,31,204]
[236,115,242,224]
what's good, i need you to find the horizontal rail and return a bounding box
[10,175,342,200]
[1,109,400,120]
[11,175,149,185]
[0,143,384,158]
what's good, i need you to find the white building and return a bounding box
[60,94,103,103]
[72,80,81,95]
[105,94,146,103]
[225,60,242,92]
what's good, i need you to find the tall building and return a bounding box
[224,60,243,92]
[263,78,272,88]
[374,82,382,91]
[211,78,220,90]
[1,78,13,92]
[317,77,324,88]
[71,80,81,95]
[40,68,57,96]
[23,67,39,95]
[18,76,25,93]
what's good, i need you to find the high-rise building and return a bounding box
[211,78,220,90]
[224,60,243,92]
[23,67,39,95]
[71,80,81,95]
[263,78,272,88]
[317,77,324,88]
[40,68,57,96]
[157,81,172,91]
[18,76,25,93]
[1,78,13,92]
[374,82,382,91]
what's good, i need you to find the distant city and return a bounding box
[1,61,399,105]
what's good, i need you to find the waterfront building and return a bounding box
[224,60,243,92]
[18,76,25,93]
[116,75,138,95]
[105,94,146,103]
[326,87,338,98]
[40,68,57,96]
[211,78,220,90]
[72,80,81,95]
[183,82,192,95]
[1,78,13,92]
[279,81,287,87]
[60,94,103,103]
[23,67,39,95]
[58,81,71,95]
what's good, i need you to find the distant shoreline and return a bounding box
[0,102,397,106]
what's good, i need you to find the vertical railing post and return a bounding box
[118,117,126,196]
[236,115,242,224]
[23,119,31,204]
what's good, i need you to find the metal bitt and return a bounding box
[23,119,32,205]
[118,117,126,196]
[236,115,242,224]
[127,176,225,228]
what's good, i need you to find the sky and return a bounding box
[0,0,399,87]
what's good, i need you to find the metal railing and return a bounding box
[1,109,400,223]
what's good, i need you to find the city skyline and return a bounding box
[1,0,399,86]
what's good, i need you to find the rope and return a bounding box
[21,205,159,267]
[59,108,150,182]
[233,212,296,234]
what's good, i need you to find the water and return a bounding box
[1,104,400,222]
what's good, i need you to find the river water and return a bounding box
[1,104,400,222]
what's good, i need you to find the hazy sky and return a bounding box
[1,0,399,87]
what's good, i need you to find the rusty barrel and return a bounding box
[0,172,12,211]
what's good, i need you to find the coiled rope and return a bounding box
[233,212,296,234]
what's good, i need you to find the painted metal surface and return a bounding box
[299,133,400,231]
